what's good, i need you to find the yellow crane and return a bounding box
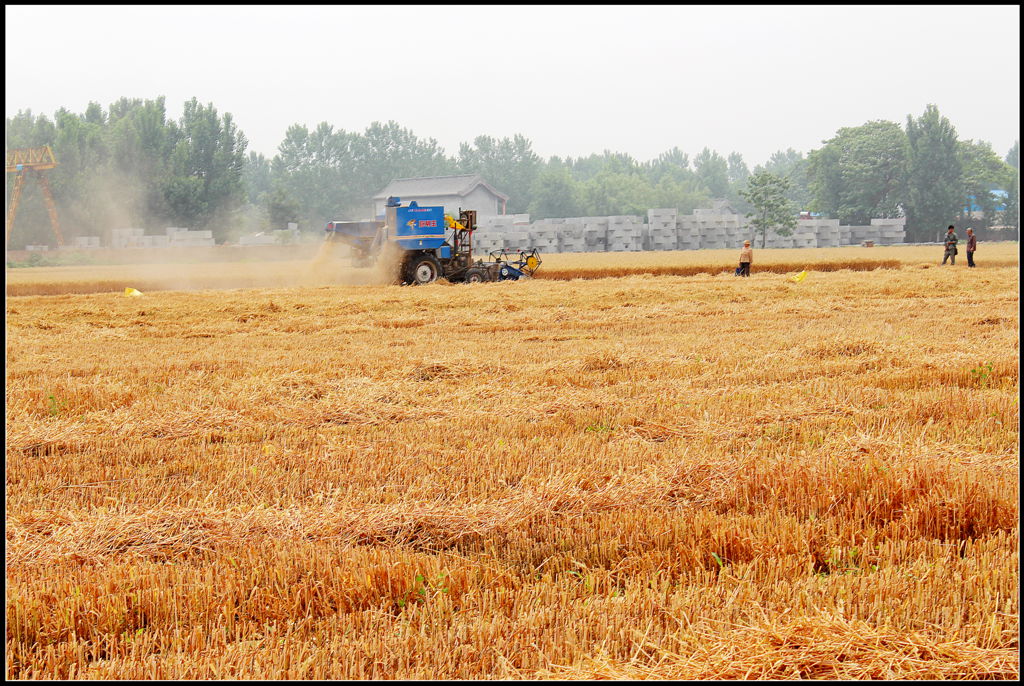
[6,146,64,247]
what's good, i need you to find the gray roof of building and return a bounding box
[373,174,509,201]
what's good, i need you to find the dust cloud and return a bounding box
[10,188,410,293]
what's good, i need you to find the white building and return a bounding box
[372,174,509,219]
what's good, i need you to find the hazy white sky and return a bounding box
[5,5,1020,166]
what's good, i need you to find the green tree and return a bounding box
[726,151,752,213]
[103,97,176,230]
[957,139,1014,229]
[6,110,63,247]
[51,105,114,240]
[727,152,750,187]
[458,134,542,213]
[242,151,273,207]
[1006,141,1019,169]
[5,109,56,148]
[268,119,453,228]
[650,177,711,215]
[1003,141,1019,231]
[904,104,962,242]
[83,101,107,126]
[238,152,275,234]
[567,150,643,183]
[1003,171,1019,232]
[645,146,692,185]
[266,185,301,229]
[806,120,908,225]
[7,97,252,248]
[527,162,582,218]
[756,148,811,209]
[550,148,709,216]
[164,98,248,240]
[740,171,796,248]
[579,170,654,216]
[694,147,729,198]
[354,120,451,202]
[273,122,361,229]
[6,99,185,247]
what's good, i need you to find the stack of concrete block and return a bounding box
[238,232,278,246]
[690,207,745,250]
[646,209,678,250]
[240,228,300,246]
[71,236,102,249]
[558,220,586,253]
[166,227,214,247]
[763,228,794,249]
[791,221,818,249]
[480,215,520,232]
[138,235,170,248]
[111,228,146,248]
[582,216,608,252]
[724,212,748,247]
[606,215,643,252]
[809,219,841,247]
[500,230,532,251]
[721,220,744,250]
[275,227,300,244]
[526,220,560,253]
[871,217,906,245]
[675,215,702,250]
[716,227,733,250]
[698,220,729,250]
[479,216,508,232]
[846,225,879,246]
[464,210,909,254]
[471,228,503,255]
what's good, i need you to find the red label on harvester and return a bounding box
[418,220,437,228]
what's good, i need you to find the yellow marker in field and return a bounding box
[789,271,808,283]
[124,287,143,297]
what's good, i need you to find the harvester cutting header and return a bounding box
[324,196,541,285]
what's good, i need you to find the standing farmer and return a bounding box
[941,225,958,265]
[738,240,753,277]
[966,228,977,268]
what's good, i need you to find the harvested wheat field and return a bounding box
[5,257,1020,679]
[7,243,1020,297]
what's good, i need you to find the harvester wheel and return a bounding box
[405,254,441,285]
[465,267,489,283]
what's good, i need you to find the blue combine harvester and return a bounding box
[324,197,541,285]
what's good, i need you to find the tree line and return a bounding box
[5,98,1019,248]
[6,97,246,247]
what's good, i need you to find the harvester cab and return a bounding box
[323,197,541,285]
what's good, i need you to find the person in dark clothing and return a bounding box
[966,228,977,267]
[941,225,958,265]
